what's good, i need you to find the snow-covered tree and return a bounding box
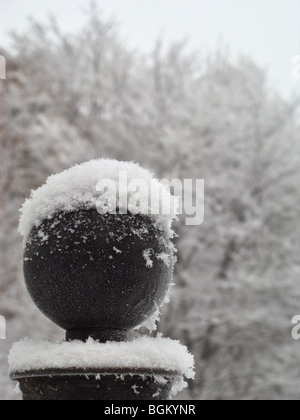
[0,7,299,400]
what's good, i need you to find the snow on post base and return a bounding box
[9,336,195,397]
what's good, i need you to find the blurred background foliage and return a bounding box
[0,5,299,400]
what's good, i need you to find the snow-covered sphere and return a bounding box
[19,159,178,336]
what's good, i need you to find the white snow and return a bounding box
[131,385,140,395]
[113,247,122,254]
[14,383,21,396]
[19,159,178,243]
[156,252,172,267]
[143,249,154,268]
[143,250,173,269]
[138,306,161,332]
[9,336,195,397]
[37,230,49,243]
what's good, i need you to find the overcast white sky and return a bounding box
[1,0,300,97]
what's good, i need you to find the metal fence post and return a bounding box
[9,162,194,400]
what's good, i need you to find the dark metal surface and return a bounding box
[14,369,178,401]
[66,328,128,342]
[24,210,172,332]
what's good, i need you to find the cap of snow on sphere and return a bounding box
[19,159,179,243]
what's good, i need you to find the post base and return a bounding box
[11,369,179,401]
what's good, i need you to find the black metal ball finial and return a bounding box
[23,209,172,341]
